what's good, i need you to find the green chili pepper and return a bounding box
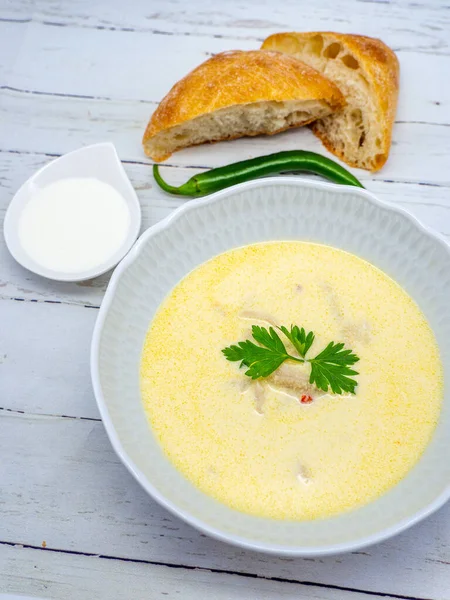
[153,150,364,197]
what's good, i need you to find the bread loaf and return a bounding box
[143,50,345,162]
[262,33,399,171]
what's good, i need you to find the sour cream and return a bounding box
[19,177,130,273]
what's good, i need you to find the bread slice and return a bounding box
[262,33,399,171]
[143,50,345,162]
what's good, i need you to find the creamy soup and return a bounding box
[140,242,442,520]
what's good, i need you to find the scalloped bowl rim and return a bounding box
[91,176,450,556]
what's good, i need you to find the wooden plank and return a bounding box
[0,544,385,600]
[1,19,449,124]
[1,300,100,419]
[1,411,450,599]
[1,87,449,186]
[3,0,450,53]
[0,21,254,101]
[1,151,449,306]
[0,16,28,83]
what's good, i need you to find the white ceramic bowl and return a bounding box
[91,177,450,556]
[4,143,141,282]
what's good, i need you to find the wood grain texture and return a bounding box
[0,14,449,119]
[0,544,387,600]
[1,300,100,418]
[1,86,449,183]
[2,0,450,53]
[1,0,450,598]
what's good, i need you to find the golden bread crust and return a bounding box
[143,49,345,157]
[262,32,399,171]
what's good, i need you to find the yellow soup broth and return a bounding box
[140,242,442,520]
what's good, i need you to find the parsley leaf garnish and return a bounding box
[222,325,359,394]
[278,325,315,358]
[222,325,303,379]
[308,341,359,394]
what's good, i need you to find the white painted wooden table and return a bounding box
[1,1,449,598]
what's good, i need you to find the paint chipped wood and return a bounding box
[1,0,450,597]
